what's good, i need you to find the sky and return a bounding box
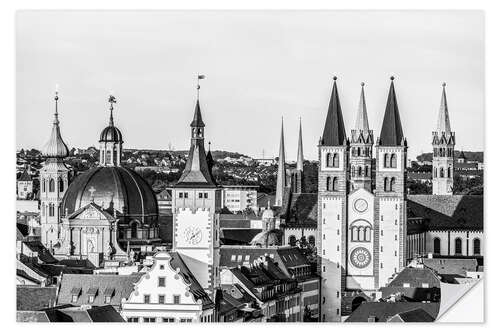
[16,11,484,161]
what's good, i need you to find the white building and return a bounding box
[222,185,258,213]
[121,252,215,323]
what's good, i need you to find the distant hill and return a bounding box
[416,151,483,163]
[122,148,249,159]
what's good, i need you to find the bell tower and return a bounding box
[40,89,70,250]
[432,83,455,195]
[350,83,374,192]
[99,95,123,166]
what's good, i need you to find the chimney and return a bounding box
[367,315,377,322]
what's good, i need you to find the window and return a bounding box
[289,235,296,246]
[158,295,165,304]
[433,238,441,254]
[72,295,78,302]
[455,238,462,255]
[384,177,389,191]
[326,153,332,167]
[162,318,175,322]
[390,154,397,168]
[144,294,150,304]
[42,179,46,192]
[49,203,54,217]
[447,167,451,178]
[390,177,396,192]
[49,179,55,192]
[422,283,429,288]
[180,318,192,323]
[204,192,208,198]
[440,167,444,178]
[351,227,358,241]
[143,317,156,323]
[231,254,236,261]
[158,277,165,287]
[403,283,410,288]
[333,154,339,168]
[326,177,332,191]
[199,192,203,198]
[104,296,111,304]
[244,255,250,261]
[59,178,64,192]
[332,177,339,191]
[384,153,390,167]
[184,192,189,198]
[473,238,481,255]
[88,295,95,303]
[159,265,165,270]
[127,317,139,322]
[173,295,180,304]
[308,235,315,246]
[358,166,362,177]
[179,192,183,198]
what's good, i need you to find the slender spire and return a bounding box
[296,118,304,171]
[275,118,286,207]
[379,76,405,146]
[321,76,347,146]
[191,74,206,127]
[355,82,370,132]
[42,87,69,158]
[436,82,452,134]
[108,95,116,126]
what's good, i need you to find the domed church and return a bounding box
[40,93,160,267]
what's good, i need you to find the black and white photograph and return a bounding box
[13,9,485,323]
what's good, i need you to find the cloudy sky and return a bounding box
[16,11,484,160]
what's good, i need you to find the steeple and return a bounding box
[355,82,370,133]
[379,76,405,146]
[99,95,123,166]
[296,118,304,172]
[436,82,452,134]
[321,76,347,146]
[275,118,286,206]
[176,79,216,188]
[42,89,70,158]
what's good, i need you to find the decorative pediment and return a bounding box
[68,202,113,221]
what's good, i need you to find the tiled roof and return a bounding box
[346,302,439,322]
[407,195,483,230]
[22,240,58,264]
[18,305,125,322]
[217,290,246,315]
[57,273,143,308]
[282,193,318,227]
[422,258,479,277]
[17,286,58,311]
[18,168,32,181]
[388,308,435,322]
[169,252,214,309]
[387,267,441,289]
[220,229,262,245]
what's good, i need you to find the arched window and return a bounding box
[326,177,332,191]
[41,204,45,216]
[434,168,437,177]
[308,236,315,247]
[326,153,332,167]
[49,203,54,217]
[351,227,358,241]
[49,179,55,192]
[357,147,361,156]
[333,154,339,168]
[365,166,369,177]
[364,227,371,242]
[440,167,444,178]
[58,178,64,192]
[384,177,389,192]
[384,153,390,167]
[356,228,361,241]
[131,223,138,239]
[289,235,296,246]
[332,177,339,191]
[42,179,46,193]
[390,177,396,192]
[433,238,441,254]
[473,238,481,255]
[447,167,451,178]
[105,150,111,164]
[455,238,462,255]
[358,166,363,177]
[390,154,397,168]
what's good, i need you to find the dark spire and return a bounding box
[321,76,347,146]
[190,99,205,127]
[296,118,304,171]
[379,76,405,146]
[206,141,215,177]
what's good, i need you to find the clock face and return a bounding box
[350,247,372,269]
[354,199,368,213]
[184,226,202,245]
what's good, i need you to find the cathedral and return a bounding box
[39,92,160,267]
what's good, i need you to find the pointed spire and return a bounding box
[436,82,452,134]
[190,99,205,127]
[379,76,405,146]
[275,118,286,206]
[42,87,69,158]
[296,118,304,171]
[355,82,370,132]
[321,76,347,146]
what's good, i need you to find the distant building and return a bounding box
[254,158,276,166]
[17,167,34,199]
[222,185,258,213]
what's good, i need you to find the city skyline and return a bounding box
[17,11,484,160]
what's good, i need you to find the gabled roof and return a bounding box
[18,168,32,181]
[321,78,347,146]
[66,202,114,220]
[379,78,405,146]
[387,267,441,289]
[407,195,483,230]
[17,286,58,311]
[388,308,435,322]
[169,252,214,309]
[346,302,439,322]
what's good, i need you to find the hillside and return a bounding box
[416,151,483,163]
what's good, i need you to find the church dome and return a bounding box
[61,166,158,220]
[250,229,281,247]
[99,125,123,143]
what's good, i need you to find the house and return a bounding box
[17,305,125,322]
[121,252,215,323]
[345,302,440,322]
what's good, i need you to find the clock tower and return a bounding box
[172,81,221,299]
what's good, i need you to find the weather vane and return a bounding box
[197,74,206,99]
[108,94,117,111]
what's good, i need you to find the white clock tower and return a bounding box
[172,81,221,299]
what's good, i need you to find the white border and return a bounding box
[2,1,497,332]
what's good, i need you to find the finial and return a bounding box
[390,76,395,81]
[442,82,446,87]
[108,94,116,126]
[333,76,337,81]
[361,82,365,87]
[197,74,206,100]
[208,141,211,151]
[53,85,60,123]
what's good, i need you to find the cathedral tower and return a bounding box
[350,83,374,192]
[172,79,221,299]
[317,76,349,322]
[374,77,407,288]
[40,89,70,250]
[432,83,455,195]
[99,95,123,166]
[291,119,305,194]
[275,118,287,206]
